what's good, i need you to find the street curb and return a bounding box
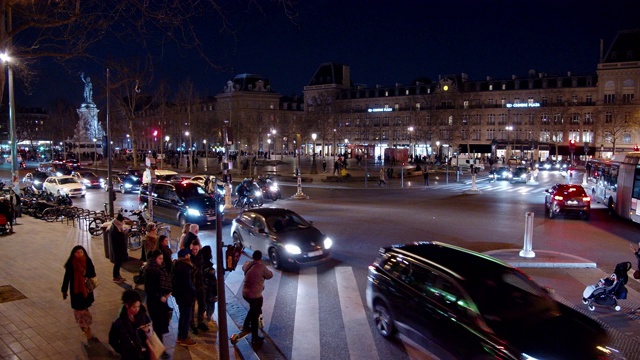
[484,249,597,268]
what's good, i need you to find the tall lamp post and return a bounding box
[436,141,441,161]
[271,129,277,160]
[185,131,193,173]
[505,125,513,160]
[293,134,308,199]
[310,133,318,174]
[203,139,208,172]
[408,126,414,161]
[164,136,170,169]
[1,52,19,193]
[93,138,97,172]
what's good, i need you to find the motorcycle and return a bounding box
[233,183,263,209]
[259,178,282,201]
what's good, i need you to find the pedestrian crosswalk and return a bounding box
[427,180,552,194]
[224,260,420,360]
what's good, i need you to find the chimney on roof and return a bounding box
[512,75,517,80]
[486,76,492,81]
[567,71,572,76]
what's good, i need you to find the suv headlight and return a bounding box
[125,183,132,188]
[324,237,333,249]
[187,208,201,216]
[284,244,302,254]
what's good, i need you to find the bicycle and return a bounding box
[87,203,124,237]
[127,219,171,252]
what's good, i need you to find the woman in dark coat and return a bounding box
[157,235,173,271]
[109,290,152,360]
[61,245,96,341]
[144,250,173,343]
[110,213,128,283]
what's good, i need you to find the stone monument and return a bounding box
[74,72,104,151]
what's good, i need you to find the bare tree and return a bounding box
[175,78,199,173]
[597,102,640,155]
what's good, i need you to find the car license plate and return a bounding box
[307,250,323,257]
[567,200,578,205]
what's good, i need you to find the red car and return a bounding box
[545,184,591,220]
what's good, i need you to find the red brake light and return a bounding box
[554,195,563,201]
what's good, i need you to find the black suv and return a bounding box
[138,181,216,226]
[366,242,619,359]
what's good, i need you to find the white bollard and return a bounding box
[519,212,536,258]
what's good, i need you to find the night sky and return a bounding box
[12,0,640,110]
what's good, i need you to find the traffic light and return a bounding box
[634,144,639,152]
[152,129,158,137]
[569,139,576,151]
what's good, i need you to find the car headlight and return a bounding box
[324,237,333,249]
[34,180,41,185]
[521,353,540,360]
[125,183,132,188]
[284,244,302,254]
[56,172,63,176]
[187,208,201,216]
[254,191,262,197]
[82,179,90,185]
[59,188,68,194]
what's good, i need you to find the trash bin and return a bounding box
[102,221,114,263]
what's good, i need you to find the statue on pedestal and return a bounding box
[81,72,93,104]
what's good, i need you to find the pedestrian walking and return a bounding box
[108,290,152,360]
[322,159,327,173]
[378,168,387,186]
[143,250,172,358]
[180,223,199,250]
[422,167,429,186]
[241,250,273,343]
[172,248,197,346]
[61,245,96,342]
[110,213,129,283]
[201,245,218,326]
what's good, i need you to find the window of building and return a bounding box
[501,98,507,106]
[487,114,495,125]
[604,131,613,143]
[527,113,535,125]
[568,130,580,140]
[514,97,521,104]
[498,114,507,125]
[405,89,410,95]
[584,112,593,124]
[385,91,389,97]
[473,114,482,126]
[472,129,481,141]
[528,97,534,105]
[557,96,563,104]
[415,103,421,110]
[552,132,563,142]
[623,133,632,144]
[540,130,550,143]
[553,113,562,125]
[582,131,594,143]
[541,113,549,124]
[489,84,493,91]
[383,117,390,126]
[542,97,548,104]
[572,95,578,104]
[586,95,592,105]
[486,129,495,140]
[604,94,616,104]
[623,93,635,103]
[501,83,506,90]
[498,129,506,140]
[425,114,431,126]
[571,113,580,124]
[605,112,612,123]
[463,100,469,109]
[394,103,399,110]
[488,98,495,105]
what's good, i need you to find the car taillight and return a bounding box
[554,195,563,200]
[583,197,591,202]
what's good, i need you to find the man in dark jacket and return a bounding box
[109,214,128,283]
[189,239,208,333]
[182,224,199,250]
[173,248,197,346]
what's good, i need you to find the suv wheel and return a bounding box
[269,248,283,270]
[178,214,186,227]
[373,301,395,338]
[121,186,126,194]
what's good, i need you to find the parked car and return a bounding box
[366,242,621,359]
[154,169,182,182]
[545,183,591,220]
[138,181,216,226]
[43,176,86,197]
[230,208,332,270]
[510,166,530,183]
[71,171,102,188]
[190,175,216,189]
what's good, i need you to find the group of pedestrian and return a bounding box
[61,213,271,356]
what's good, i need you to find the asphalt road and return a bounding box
[5,161,640,359]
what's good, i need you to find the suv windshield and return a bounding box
[174,183,206,198]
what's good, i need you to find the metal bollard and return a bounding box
[519,212,536,258]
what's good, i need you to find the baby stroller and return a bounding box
[582,261,630,311]
[0,213,9,235]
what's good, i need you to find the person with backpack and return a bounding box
[241,250,273,343]
[172,248,197,346]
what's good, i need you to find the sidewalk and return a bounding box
[0,215,247,360]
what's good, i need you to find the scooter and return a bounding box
[259,178,281,201]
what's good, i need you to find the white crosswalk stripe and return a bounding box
[292,267,321,360]
[429,181,550,194]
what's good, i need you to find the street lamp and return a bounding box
[505,125,514,160]
[436,141,441,160]
[203,139,208,171]
[126,134,130,150]
[92,138,97,171]
[311,133,318,174]
[408,126,414,160]
[271,129,277,160]
[1,52,19,192]
[185,131,193,173]
[267,138,271,159]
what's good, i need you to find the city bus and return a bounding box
[586,152,640,223]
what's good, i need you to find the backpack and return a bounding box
[133,262,148,285]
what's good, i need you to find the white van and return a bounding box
[455,155,485,172]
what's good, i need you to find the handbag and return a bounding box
[85,277,99,292]
[633,269,640,279]
[147,331,165,360]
